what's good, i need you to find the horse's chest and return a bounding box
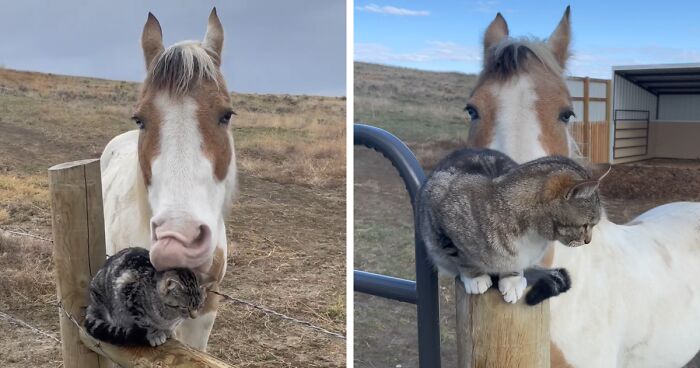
[509,231,548,270]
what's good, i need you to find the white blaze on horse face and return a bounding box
[147,93,228,272]
[487,75,548,163]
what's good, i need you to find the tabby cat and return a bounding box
[85,247,211,346]
[417,148,605,304]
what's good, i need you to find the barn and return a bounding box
[610,63,700,163]
[564,63,700,164]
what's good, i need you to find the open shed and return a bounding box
[611,63,700,163]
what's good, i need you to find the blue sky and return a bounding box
[355,1,700,78]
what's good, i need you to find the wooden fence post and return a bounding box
[455,279,550,368]
[582,77,591,158]
[49,158,109,368]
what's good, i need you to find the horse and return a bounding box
[465,7,700,367]
[100,8,236,350]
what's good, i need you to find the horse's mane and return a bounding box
[148,41,220,94]
[485,37,563,77]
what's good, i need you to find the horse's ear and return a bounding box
[483,13,509,57]
[142,12,164,71]
[203,7,224,64]
[548,6,571,68]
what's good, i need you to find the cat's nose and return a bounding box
[584,232,592,244]
[149,214,213,272]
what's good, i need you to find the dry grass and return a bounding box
[0,174,50,227]
[0,68,346,367]
[354,62,477,144]
[235,106,346,188]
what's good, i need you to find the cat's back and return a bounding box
[432,148,518,177]
[92,247,154,292]
[422,148,517,202]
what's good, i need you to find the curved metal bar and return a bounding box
[353,124,425,205]
[353,123,441,368]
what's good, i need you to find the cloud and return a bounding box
[355,41,480,64]
[569,46,700,78]
[356,3,430,16]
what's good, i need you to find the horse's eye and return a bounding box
[132,116,145,130]
[465,105,480,121]
[219,111,235,125]
[559,110,575,124]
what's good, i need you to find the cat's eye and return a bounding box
[219,110,236,125]
[465,104,480,121]
[131,115,145,129]
[559,109,575,124]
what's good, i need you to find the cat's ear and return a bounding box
[165,277,182,291]
[565,180,599,200]
[543,173,598,201]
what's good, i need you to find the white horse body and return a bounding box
[552,204,700,367]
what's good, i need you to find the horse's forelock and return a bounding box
[148,41,222,95]
[485,37,563,78]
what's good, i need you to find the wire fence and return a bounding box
[0,228,345,353]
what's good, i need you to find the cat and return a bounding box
[416,148,605,304]
[84,247,211,347]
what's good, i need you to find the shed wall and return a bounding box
[613,73,657,118]
[658,94,700,120]
[650,121,700,159]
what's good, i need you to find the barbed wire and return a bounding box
[2,229,346,342]
[0,310,60,343]
[1,228,53,243]
[210,290,346,340]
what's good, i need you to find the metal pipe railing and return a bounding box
[354,123,441,367]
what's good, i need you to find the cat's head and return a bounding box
[157,269,215,319]
[541,166,610,247]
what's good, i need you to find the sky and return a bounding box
[355,0,700,78]
[0,1,346,96]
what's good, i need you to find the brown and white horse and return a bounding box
[100,9,235,350]
[467,7,700,367]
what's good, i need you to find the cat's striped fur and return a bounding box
[85,247,208,346]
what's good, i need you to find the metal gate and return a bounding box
[613,109,650,160]
[354,123,441,368]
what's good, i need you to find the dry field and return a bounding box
[353,62,700,368]
[0,67,346,367]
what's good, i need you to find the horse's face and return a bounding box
[135,10,236,272]
[467,8,574,163]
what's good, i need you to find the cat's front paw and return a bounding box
[460,274,492,294]
[146,329,168,347]
[499,274,527,304]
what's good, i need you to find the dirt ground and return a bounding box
[0,68,346,367]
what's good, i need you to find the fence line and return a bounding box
[0,310,60,343]
[1,228,345,341]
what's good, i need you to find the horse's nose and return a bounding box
[149,215,213,271]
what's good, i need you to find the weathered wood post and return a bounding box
[455,279,550,368]
[50,159,236,368]
[49,159,109,368]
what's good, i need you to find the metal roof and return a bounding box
[613,63,700,95]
